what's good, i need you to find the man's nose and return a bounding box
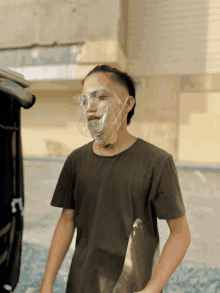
[86,98,97,113]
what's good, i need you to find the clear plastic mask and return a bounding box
[74,87,128,146]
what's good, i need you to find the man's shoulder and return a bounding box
[136,138,171,161]
[66,140,93,161]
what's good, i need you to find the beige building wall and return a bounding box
[178,74,220,164]
[2,0,127,159]
[125,0,220,164]
[0,0,121,49]
[21,90,92,158]
[127,0,210,76]
[178,92,220,164]
[21,71,220,164]
[128,73,220,164]
[4,0,220,164]
[22,74,180,160]
[128,75,180,160]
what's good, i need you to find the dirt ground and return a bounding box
[13,160,220,293]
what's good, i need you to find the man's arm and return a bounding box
[39,208,76,292]
[135,215,191,293]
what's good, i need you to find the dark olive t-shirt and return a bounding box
[51,138,185,293]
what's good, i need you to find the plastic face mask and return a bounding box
[75,87,128,145]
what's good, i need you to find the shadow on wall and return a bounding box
[44,139,72,157]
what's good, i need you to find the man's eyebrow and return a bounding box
[82,89,112,96]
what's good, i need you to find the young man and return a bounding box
[39,65,191,293]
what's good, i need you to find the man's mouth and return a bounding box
[87,116,100,121]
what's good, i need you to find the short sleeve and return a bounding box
[50,155,75,209]
[153,154,185,220]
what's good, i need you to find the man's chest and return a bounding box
[72,156,156,228]
[75,156,153,199]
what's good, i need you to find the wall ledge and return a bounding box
[76,40,126,71]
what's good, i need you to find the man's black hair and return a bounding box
[82,64,136,125]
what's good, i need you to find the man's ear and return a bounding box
[127,96,135,111]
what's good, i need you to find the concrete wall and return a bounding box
[4,0,220,164]
[178,92,220,164]
[178,74,220,164]
[21,74,220,164]
[21,90,92,158]
[127,0,220,76]
[22,75,180,160]
[128,75,180,160]
[0,0,121,49]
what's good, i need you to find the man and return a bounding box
[39,65,191,293]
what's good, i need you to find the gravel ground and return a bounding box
[11,160,220,293]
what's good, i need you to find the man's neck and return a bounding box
[93,127,136,156]
[102,131,133,150]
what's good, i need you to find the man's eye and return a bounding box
[97,95,107,100]
[82,99,87,105]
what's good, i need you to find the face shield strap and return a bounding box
[103,96,128,142]
[114,96,128,124]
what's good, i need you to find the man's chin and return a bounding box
[91,132,105,145]
[91,130,119,146]
[96,139,107,146]
[95,136,118,147]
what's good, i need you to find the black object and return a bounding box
[0,72,36,292]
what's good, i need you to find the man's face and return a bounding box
[81,73,129,145]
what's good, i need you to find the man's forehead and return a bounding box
[83,73,128,96]
[83,87,114,95]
